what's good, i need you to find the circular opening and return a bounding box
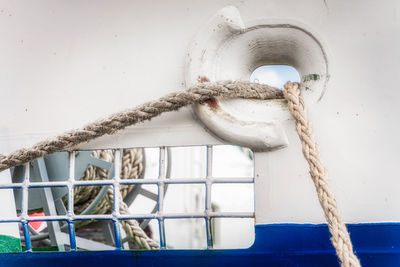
[207,25,328,101]
[249,65,301,89]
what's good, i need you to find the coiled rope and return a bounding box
[73,148,159,250]
[0,81,360,266]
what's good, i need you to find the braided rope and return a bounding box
[0,81,360,265]
[0,81,283,172]
[106,187,160,250]
[284,82,360,267]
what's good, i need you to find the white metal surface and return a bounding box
[0,1,399,226]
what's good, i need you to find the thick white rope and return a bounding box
[284,82,360,267]
[0,81,283,172]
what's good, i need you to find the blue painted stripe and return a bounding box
[254,223,400,253]
[0,223,400,266]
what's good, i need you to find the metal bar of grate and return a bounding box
[113,149,122,250]
[205,145,213,249]
[0,177,254,189]
[157,146,166,249]
[67,221,76,251]
[0,211,254,223]
[21,222,31,252]
[68,151,77,251]
[21,163,32,251]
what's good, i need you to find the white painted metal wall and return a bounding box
[1,0,399,227]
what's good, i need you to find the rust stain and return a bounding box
[198,76,210,83]
[198,76,219,108]
[204,98,219,109]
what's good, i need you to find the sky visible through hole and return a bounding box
[249,65,301,89]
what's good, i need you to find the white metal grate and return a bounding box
[0,145,255,251]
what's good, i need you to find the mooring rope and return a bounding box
[284,82,360,267]
[0,80,360,266]
[0,81,282,171]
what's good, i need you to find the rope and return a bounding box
[284,82,360,267]
[73,149,140,215]
[0,81,283,172]
[0,80,360,266]
[106,187,159,249]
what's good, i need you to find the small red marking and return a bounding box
[199,76,210,83]
[204,98,218,109]
[198,76,217,108]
